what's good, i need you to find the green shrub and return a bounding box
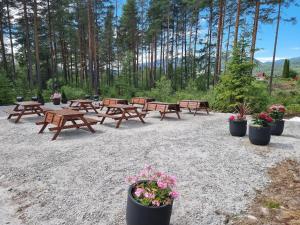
[61,90,68,103]
[0,74,15,105]
[61,85,85,100]
[37,89,45,105]
[148,76,173,102]
[286,104,300,115]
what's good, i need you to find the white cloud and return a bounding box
[291,47,300,51]
[256,57,287,63]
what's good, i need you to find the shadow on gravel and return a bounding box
[268,142,294,150]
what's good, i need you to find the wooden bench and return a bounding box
[97,113,122,120]
[143,102,181,120]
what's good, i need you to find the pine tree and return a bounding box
[282,59,290,78]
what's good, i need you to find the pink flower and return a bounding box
[134,188,144,197]
[126,176,138,184]
[144,192,155,199]
[169,191,179,199]
[152,200,161,207]
[229,115,235,121]
[157,180,168,189]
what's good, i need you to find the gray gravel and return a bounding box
[0,105,300,225]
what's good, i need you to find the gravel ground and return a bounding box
[0,104,300,225]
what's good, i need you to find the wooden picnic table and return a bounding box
[143,102,181,120]
[179,100,209,115]
[68,99,98,113]
[100,98,128,110]
[36,109,97,140]
[97,104,145,128]
[131,97,155,106]
[6,101,52,123]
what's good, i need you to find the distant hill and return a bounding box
[254,57,300,76]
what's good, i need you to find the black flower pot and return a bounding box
[16,96,24,102]
[229,120,247,137]
[126,183,173,225]
[249,125,271,146]
[93,95,99,101]
[52,98,61,105]
[31,96,38,101]
[85,95,91,100]
[270,120,284,136]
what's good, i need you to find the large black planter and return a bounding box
[270,120,284,136]
[126,182,173,225]
[16,96,24,102]
[229,120,247,137]
[52,98,61,105]
[249,125,271,146]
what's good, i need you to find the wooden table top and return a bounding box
[70,99,93,103]
[107,104,137,110]
[148,102,179,106]
[48,109,85,116]
[15,101,41,106]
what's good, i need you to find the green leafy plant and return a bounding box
[37,89,45,105]
[0,74,15,105]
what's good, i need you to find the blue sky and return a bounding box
[255,2,300,62]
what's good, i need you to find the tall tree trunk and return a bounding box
[233,0,241,47]
[0,1,8,73]
[214,0,224,85]
[250,0,260,64]
[6,1,16,81]
[22,0,33,88]
[47,0,55,87]
[269,0,282,95]
[33,0,41,88]
[207,0,213,89]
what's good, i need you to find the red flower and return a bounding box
[259,112,267,120]
[266,116,273,123]
[229,115,235,121]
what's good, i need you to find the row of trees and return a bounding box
[0,0,297,96]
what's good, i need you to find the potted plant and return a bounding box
[229,103,249,137]
[61,90,68,104]
[268,104,285,136]
[249,112,273,146]
[126,166,179,225]
[16,96,24,102]
[51,91,61,105]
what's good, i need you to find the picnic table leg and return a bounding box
[134,109,145,123]
[160,111,166,121]
[90,103,98,113]
[194,108,198,116]
[100,108,110,124]
[206,108,209,114]
[15,108,26,123]
[176,110,181,119]
[38,122,49,133]
[52,119,66,141]
[116,111,125,128]
[80,116,95,133]
[71,119,80,129]
[33,106,42,116]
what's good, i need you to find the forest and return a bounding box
[0,0,299,113]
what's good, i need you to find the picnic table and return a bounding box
[36,109,97,140]
[179,100,209,115]
[68,99,99,113]
[6,101,52,123]
[97,104,145,128]
[143,102,181,120]
[131,97,155,106]
[100,98,128,110]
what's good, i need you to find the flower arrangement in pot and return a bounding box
[249,112,273,145]
[268,104,285,136]
[126,166,179,225]
[229,103,250,137]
